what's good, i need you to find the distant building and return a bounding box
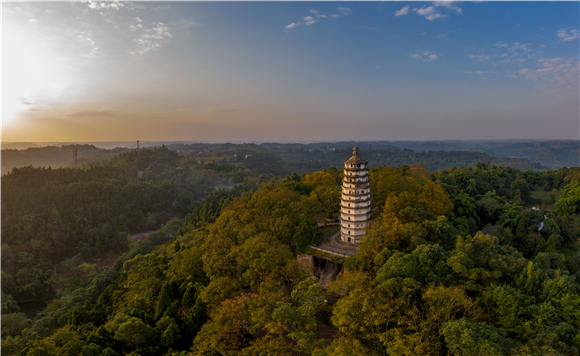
[340,147,371,245]
[137,171,144,179]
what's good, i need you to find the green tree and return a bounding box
[146,212,157,231]
[510,175,531,202]
[442,319,509,356]
[1,312,31,338]
[81,343,104,356]
[184,297,207,342]
[154,286,173,320]
[113,318,158,347]
[555,181,580,218]
[160,323,181,348]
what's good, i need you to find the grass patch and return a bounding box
[319,225,341,244]
[529,189,560,204]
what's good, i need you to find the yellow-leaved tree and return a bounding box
[356,166,453,272]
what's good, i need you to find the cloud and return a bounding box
[493,41,508,48]
[395,6,410,16]
[434,1,462,14]
[468,50,527,66]
[463,70,497,75]
[509,42,533,52]
[132,22,172,54]
[415,6,435,15]
[557,28,579,42]
[151,5,171,12]
[435,33,448,40]
[468,54,492,62]
[285,7,346,32]
[415,6,444,21]
[67,110,116,118]
[397,2,461,20]
[304,16,316,26]
[87,1,125,11]
[130,17,143,32]
[507,57,579,90]
[338,6,351,15]
[411,51,439,62]
[538,57,563,67]
[310,9,326,18]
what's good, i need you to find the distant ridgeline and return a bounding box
[165,140,578,174]
[4,140,577,177]
[1,144,130,175]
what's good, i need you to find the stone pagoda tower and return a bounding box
[340,147,371,245]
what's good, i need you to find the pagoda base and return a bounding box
[339,232,363,246]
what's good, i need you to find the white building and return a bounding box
[340,147,371,245]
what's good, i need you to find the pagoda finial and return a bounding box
[353,146,359,155]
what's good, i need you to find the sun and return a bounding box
[2,16,74,125]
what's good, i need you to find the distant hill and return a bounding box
[1,142,42,150]
[502,141,578,169]
[167,143,548,174]
[2,139,575,175]
[1,145,130,175]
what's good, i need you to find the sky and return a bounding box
[2,1,579,143]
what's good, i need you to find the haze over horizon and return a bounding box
[3,1,579,143]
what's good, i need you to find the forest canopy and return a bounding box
[2,146,580,356]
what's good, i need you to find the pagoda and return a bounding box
[340,147,371,245]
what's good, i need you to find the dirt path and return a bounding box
[130,231,151,240]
